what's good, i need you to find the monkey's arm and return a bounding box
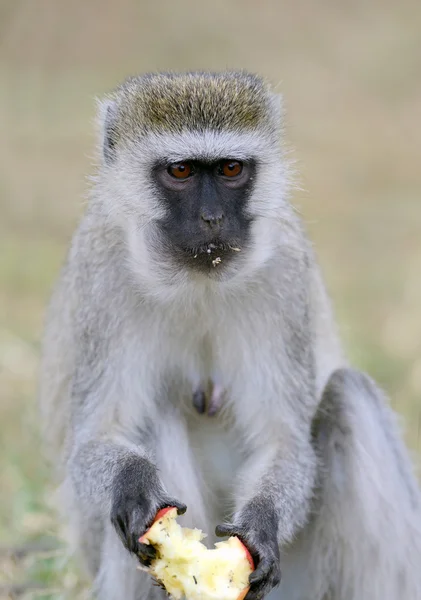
[216,425,316,600]
[68,436,186,563]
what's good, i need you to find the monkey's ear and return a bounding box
[96,97,119,164]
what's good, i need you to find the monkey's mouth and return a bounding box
[182,240,242,269]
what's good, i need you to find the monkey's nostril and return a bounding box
[201,213,224,228]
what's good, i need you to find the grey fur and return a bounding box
[39,71,421,600]
[102,71,280,148]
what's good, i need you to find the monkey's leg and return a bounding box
[305,368,421,600]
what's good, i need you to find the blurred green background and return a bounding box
[1,0,420,597]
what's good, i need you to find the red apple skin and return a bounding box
[152,506,176,524]
[234,537,255,571]
[139,506,177,544]
[237,586,250,600]
[234,537,254,600]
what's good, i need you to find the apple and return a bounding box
[139,507,254,600]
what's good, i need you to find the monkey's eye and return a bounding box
[168,162,193,179]
[219,160,243,178]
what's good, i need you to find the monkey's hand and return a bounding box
[110,458,186,566]
[215,500,281,600]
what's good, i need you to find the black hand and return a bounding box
[110,457,186,565]
[215,500,281,600]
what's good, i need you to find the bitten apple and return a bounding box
[139,507,254,600]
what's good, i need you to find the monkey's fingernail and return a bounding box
[175,502,187,515]
[193,389,206,414]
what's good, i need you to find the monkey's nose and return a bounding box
[201,211,224,229]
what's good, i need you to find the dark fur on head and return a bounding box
[104,71,278,148]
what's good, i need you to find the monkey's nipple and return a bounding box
[192,386,207,415]
[192,382,226,417]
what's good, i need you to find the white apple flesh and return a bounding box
[139,507,254,600]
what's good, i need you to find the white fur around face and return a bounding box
[94,128,295,305]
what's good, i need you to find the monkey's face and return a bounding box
[151,157,256,274]
[100,128,289,292]
[97,72,292,292]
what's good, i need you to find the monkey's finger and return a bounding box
[137,542,156,558]
[136,542,157,562]
[165,500,187,516]
[248,558,272,584]
[215,523,237,538]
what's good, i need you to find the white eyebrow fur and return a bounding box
[131,129,281,165]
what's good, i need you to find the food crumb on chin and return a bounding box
[188,243,240,262]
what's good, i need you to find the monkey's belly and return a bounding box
[188,417,243,512]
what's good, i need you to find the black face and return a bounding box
[152,158,256,273]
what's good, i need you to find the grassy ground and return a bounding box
[1,0,420,597]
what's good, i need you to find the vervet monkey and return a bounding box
[40,71,421,600]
